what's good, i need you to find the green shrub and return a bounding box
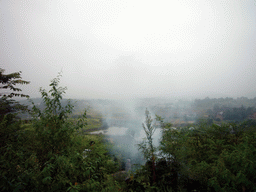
[159,121,256,191]
[1,74,121,191]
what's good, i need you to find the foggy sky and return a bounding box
[1,0,256,100]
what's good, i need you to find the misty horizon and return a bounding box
[1,1,256,100]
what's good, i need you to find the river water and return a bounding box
[90,126,163,147]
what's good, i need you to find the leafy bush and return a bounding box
[0,74,121,191]
[160,121,256,191]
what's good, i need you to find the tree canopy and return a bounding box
[0,68,30,121]
[0,68,30,98]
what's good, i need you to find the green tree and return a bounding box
[138,108,157,184]
[0,68,30,98]
[31,73,87,164]
[159,120,256,191]
[0,69,31,190]
[0,68,30,147]
[0,72,121,191]
[0,68,30,121]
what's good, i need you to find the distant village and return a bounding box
[18,97,256,128]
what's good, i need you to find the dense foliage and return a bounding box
[0,68,30,122]
[125,116,256,192]
[1,69,256,191]
[158,121,256,191]
[0,73,120,191]
[0,68,30,99]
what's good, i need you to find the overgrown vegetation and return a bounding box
[1,69,256,191]
[156,121,256,191]
[138,109,157,184]
[126,116,256,191]
[0,71,120,191]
